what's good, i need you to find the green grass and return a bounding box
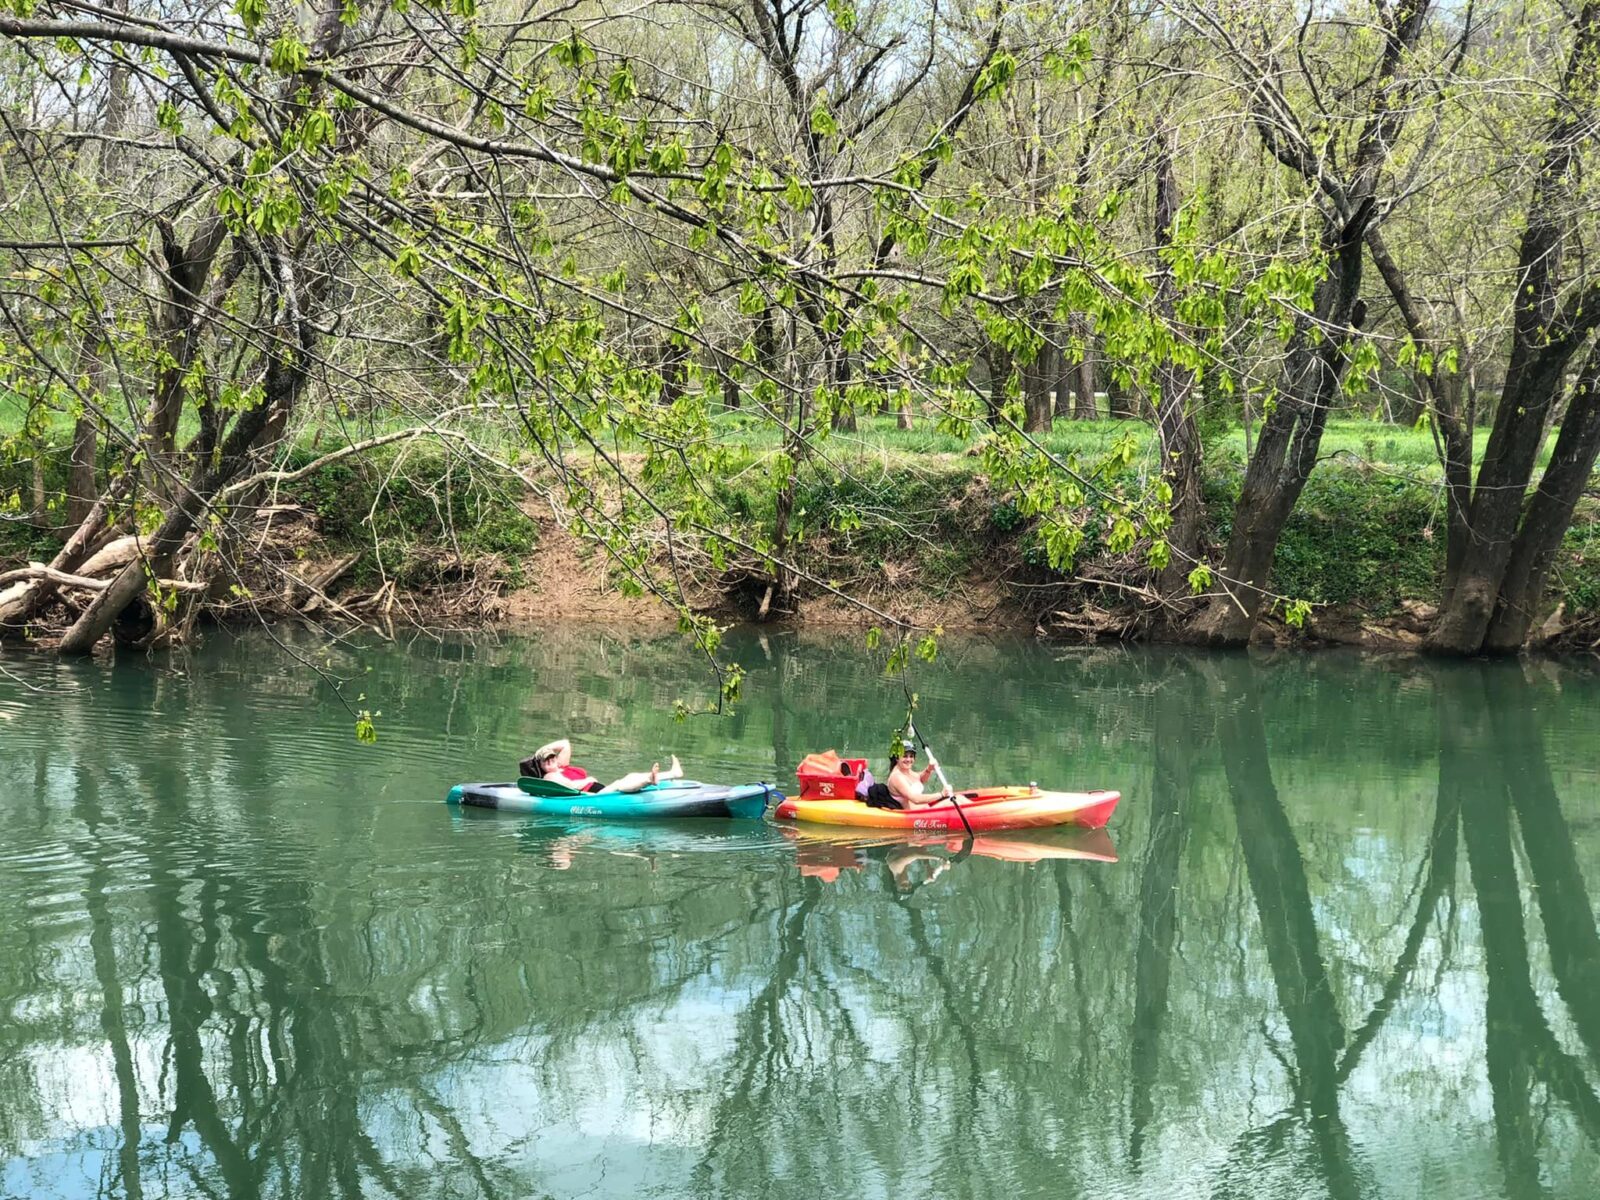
[0,381,1547,477]
[278,442,538,588]
[1209,468,1448,616]
[704,412,1525,476]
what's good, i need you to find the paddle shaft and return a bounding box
[907,723,975,839]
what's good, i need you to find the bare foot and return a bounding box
[666,755,683,779]
[648,762,661,786]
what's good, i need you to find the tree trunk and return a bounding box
[658,337,687,407]
[768,473,796,620]
[1022,340,1055,433]
[753,306,779,413]
[1152,134,1205,598]
[1428,5,1600,653]
[147,216,230,466]
[65,406,99,530]
[58,280,311,655]
[64,22,132,528]
[983,343,1011,427]
[29,459,47,529]
[1367,223,1478,605]
[1054,357,1073,419]
[1071,323,1097,420]
[1429,340,1578,652]
[1434,372,1475,605]
[1482,348,1600,650]
[830,346,856,432]
[1107,377,1139,420]
[1187,204,1371,645]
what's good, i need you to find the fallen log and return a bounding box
[294,553,360,614]
[0,481,128,629]
[76,535,143,578]
[0,563,208,594]
[1046,602,1136,642]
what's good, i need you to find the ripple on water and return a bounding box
[0,840,80,873]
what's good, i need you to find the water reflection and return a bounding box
[784,826,1118,891]
[0,636,1597,1198]
[1448,670,1600,1200]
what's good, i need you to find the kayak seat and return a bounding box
[516,776,588,797]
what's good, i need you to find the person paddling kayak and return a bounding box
[520,738,683,794]
[885,743,953,808]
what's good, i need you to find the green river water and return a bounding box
[1,629,1598,1199]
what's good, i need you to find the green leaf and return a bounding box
[1283,598,1313,628]
[156,100,184,137]
[975,50,1016,99]
[809,97,839,137]
[236,0,267,34]
[1107,515,1137,554]
[393,245,422,279]
[608,62,637,103]
[553,30,595,70]
[299,107,335,151]
[1043,33,1092,84]
[783,175,812,211]
[269,34,309,76]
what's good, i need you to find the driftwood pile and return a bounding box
[1,502,513,648]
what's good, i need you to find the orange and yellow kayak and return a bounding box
[772,786,1120,832]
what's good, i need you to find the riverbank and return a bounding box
[4,426,1599,651]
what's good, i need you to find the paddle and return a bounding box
[906,721,975,840]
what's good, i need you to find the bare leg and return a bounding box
[606,771,654,792]
[605,756,684,793]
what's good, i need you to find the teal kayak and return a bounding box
[445,778,780,819]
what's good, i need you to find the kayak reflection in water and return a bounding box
[519,738,684,794]
[882,744,954,809]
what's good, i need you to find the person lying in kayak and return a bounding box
[885,745,954,808]
[521,738,683,793]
